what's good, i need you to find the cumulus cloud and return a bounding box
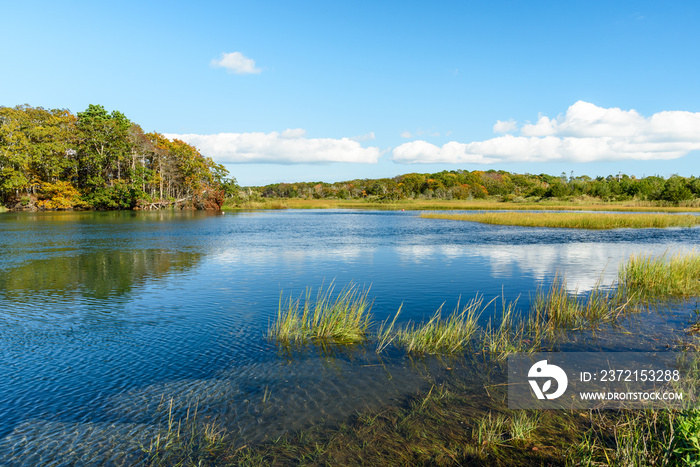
[164,130,381,164]
[393,101,700,164]
[210,52,261,74]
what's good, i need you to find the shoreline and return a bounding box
[222,197,700,213]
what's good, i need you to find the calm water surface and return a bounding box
[1,209,699,464]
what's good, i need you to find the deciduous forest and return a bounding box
[0,104,230,211]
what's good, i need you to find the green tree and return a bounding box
[660,176,693,204]
[76,104,131,191]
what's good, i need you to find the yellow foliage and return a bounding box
[38,181,85,209]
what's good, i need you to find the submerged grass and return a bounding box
[268,282,372,345]
[618,250,700,298]
[142,398,229,466]
[421,211,700,229]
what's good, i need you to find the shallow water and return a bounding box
[1,209,699,464]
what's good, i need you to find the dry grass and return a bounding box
[421,211,700,229]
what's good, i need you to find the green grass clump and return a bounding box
[618,250,700,298]
[268,282,372,345]
[421,211,700,229]
[382,296,484,354]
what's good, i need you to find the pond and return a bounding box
[0,209,698,464]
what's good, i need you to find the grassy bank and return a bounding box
[222,196,700,213]
[421,211,700,229]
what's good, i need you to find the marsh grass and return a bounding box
[268,282,372,345]
[272,250,700,358]
[482,295,534,360]
[385,296,486,354]
[421,211,700,229]
[253,197,700,213]
[223,199,289,210]
[375,277,634,360]
[618,250,700,298]
[526,275,629,342]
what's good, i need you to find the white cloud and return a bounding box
[493,119,517,134]
[210,52,261,74]
[400,131,413,138]
[393,140,499,164]
[393,101,700,164]
[164,130,381,164]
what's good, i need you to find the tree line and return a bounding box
[252,170,700,205]
[0,104,231,210]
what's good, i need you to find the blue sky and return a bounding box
[2,1,699,185]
